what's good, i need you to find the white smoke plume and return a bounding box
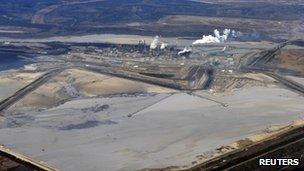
[214,29,221,39]
[193,29,234,45]
[150,36,168,50]
[223,29,231,37]
[160,43,168,50]
[150,36,160,50]
[222,46,227,51]
[178,47,192,55]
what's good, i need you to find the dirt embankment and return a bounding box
[211,72,275,94]
[279,49,304,74]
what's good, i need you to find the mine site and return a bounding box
[0,0,304,171]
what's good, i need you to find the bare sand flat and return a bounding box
[0,71,43,101]
[70,69,176,96]
[9,69,175,110]
[0,86,304,171]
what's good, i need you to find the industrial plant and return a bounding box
[0,0,304,170]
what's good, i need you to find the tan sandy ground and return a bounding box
[279,49,304,74]
[10,71,71,110]
[67,69,176,96]
[0,71,43,101]
[72,70,176,96]
[9,69,176,110]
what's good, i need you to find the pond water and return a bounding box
[0,53,31,71]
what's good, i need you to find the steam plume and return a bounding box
[193,29,234,45]
[178,47,192,55]
[150,36,159,49]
